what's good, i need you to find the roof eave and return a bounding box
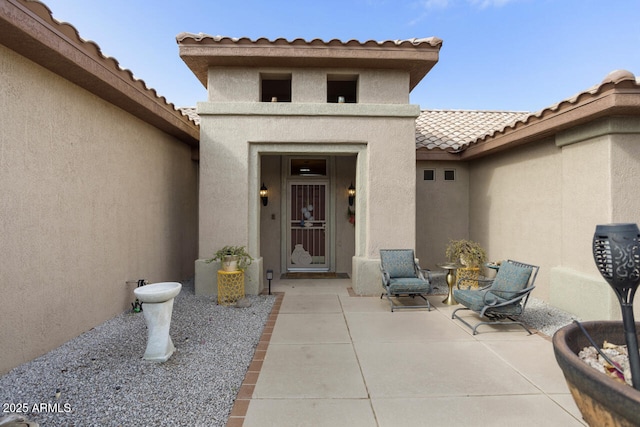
[177,34,441,91]
[416,148,462,161]
[459,84,640,161]
[1,0,199,147]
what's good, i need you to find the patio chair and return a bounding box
[380,249,432,312]
[451,260,539,334]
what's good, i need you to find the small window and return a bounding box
[327,74,358,103]
[444,170,456,181]
[261,73,291,102]
[423,169,435,181]
[291,159,327,176]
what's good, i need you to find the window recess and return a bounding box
[327,74,358,103]
[261,73,292,102]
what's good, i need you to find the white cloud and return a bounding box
[418,0,453,9]
[415,0,518,12]
[468,0,518,8]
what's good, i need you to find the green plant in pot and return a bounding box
[445,239,487,268]
[206,245,253,272]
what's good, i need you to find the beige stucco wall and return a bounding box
[415,161,469,270]
[552,121,640,320]
[208,68,409,104]
[468,138,562,302]
[463,117,640,321]
[0,45,198,374]
[260,155,283,277]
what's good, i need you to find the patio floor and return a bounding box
[227,278,586,426]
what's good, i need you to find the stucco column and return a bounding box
[351,118,418,295]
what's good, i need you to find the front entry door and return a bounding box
[287,181,329,271]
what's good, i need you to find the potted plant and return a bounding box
[206,245,253,272]
[445,239,487,288]
[445,239,487,267]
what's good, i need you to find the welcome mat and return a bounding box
[281,272,350,279]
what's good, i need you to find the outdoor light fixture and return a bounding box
[348,182,355,206]
[593,223,640,390]
[266,269,273,295]
[260,183,268,206]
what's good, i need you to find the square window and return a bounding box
[444,170,455,181]
[327,74,358,103]
[423,169,435,181]
[261,73,291,102]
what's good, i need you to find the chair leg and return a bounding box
[452,308,533,335]
[452,307,478,334]
[381,292,395,312]
[384,293,431,312]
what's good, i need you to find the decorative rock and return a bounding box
[235,297,252,308]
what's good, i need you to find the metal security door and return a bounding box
[287,182,329,271]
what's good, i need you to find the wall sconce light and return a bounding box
[260,183,268,206]
[348,182,355,206]
[266,269,274,295]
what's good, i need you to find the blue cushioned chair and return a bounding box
[380,249,432,312]
[452,260,539,334]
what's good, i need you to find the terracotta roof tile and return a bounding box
[180,107,200,125]
[175,34,443,48]
[415,110,530,151]
[177,34,442,91]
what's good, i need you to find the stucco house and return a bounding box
[177,32,640,327]
[2,0,640,375]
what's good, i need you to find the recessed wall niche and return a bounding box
[327,74,358,103]
[261,73,292,102]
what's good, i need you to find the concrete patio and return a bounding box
[229,278,586,426]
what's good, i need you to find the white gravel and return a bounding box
[520,297,581,337]
[0,280,275,427]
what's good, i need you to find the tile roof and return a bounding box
[458,69,640,159]
[175,34,443,48]
[177,34,442,91]
[180,107,200,125]
[415,110,530,152]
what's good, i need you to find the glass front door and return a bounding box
[287,181,329,271]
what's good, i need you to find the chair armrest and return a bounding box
[484,285,535,305]
[418,268,432,282]
[380,266,391,286]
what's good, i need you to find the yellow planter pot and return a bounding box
[457,267,481,289]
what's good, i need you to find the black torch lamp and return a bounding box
[593,223,640,389]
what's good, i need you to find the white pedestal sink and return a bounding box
[134,282,182,362]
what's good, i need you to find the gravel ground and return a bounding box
[0,280,275,427]
[1,278,578,426]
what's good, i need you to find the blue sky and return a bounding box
[44,0,639,112]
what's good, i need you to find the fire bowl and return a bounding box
[553,321,640,427]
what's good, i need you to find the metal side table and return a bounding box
[437,262,463,305]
